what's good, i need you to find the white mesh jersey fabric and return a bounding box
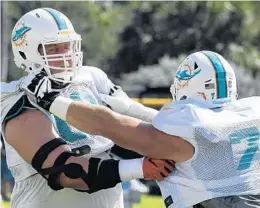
[153,97,260,207]
[45,66,115,156]
[49,80,114,156]
[0,66,115,181]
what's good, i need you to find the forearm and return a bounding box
[67,101,107,135]
[50,97,156,155]
[66,101,176,159]
[50,97,193,161]
[66,101,150,154]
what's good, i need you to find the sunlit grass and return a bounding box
[2,201,10,208]
[1,194,164,208]
[133,195,165,208]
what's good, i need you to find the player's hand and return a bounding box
[19,70,68,111]
[143,157,175,181]
[99,85,134,114]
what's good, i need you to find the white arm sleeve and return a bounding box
[87,66,158,122]
[124,101,158,122]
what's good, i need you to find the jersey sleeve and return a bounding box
[1,79,34,124]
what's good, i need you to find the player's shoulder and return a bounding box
[235,96,260,115]
[5,108,53,146]
[6,108,45,126]
[237,96,260,106]
[152,100,200,138]
[1,85,25,123]
[1,78,22,94]
[1,77,40,125]
[156,99,202,123]
[75,66,108,84]
[80,65,107,78]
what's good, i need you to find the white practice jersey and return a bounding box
[0,66,124,208]
[152,97,260,208]
[0,66,115,181]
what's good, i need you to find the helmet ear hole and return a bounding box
[38,44,43,55]
[19,51,27,60]
[180,95,187,100]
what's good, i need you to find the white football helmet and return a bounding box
[170,51,237,108]
[11,8,83,83]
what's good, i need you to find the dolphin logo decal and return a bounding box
[176,62,201,81]
[12,26,32,42]
[176,67,201,81]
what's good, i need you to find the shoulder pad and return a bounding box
[1,80,21,94]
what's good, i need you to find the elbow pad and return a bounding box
[31,138,77,191]
[31,138,122,193]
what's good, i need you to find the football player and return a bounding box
[1,8,174,208]
[22,50,260,208]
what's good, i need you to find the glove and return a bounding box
[99,85,134,114]
[143,157,175,181]
[19,70,69,111]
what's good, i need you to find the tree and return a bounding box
[109,2,245,77]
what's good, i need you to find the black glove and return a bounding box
[20,70,69,111]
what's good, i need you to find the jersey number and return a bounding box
[229,127,260,170]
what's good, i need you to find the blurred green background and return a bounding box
[1,1,260,97]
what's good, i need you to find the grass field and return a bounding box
[2,201,9,208]
[133,195,165,208]
[1,194,165,208]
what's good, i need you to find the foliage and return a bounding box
[110,1,246,76]
[119,55,260,98]
[4,1,260,81]
[5,1,132,80]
